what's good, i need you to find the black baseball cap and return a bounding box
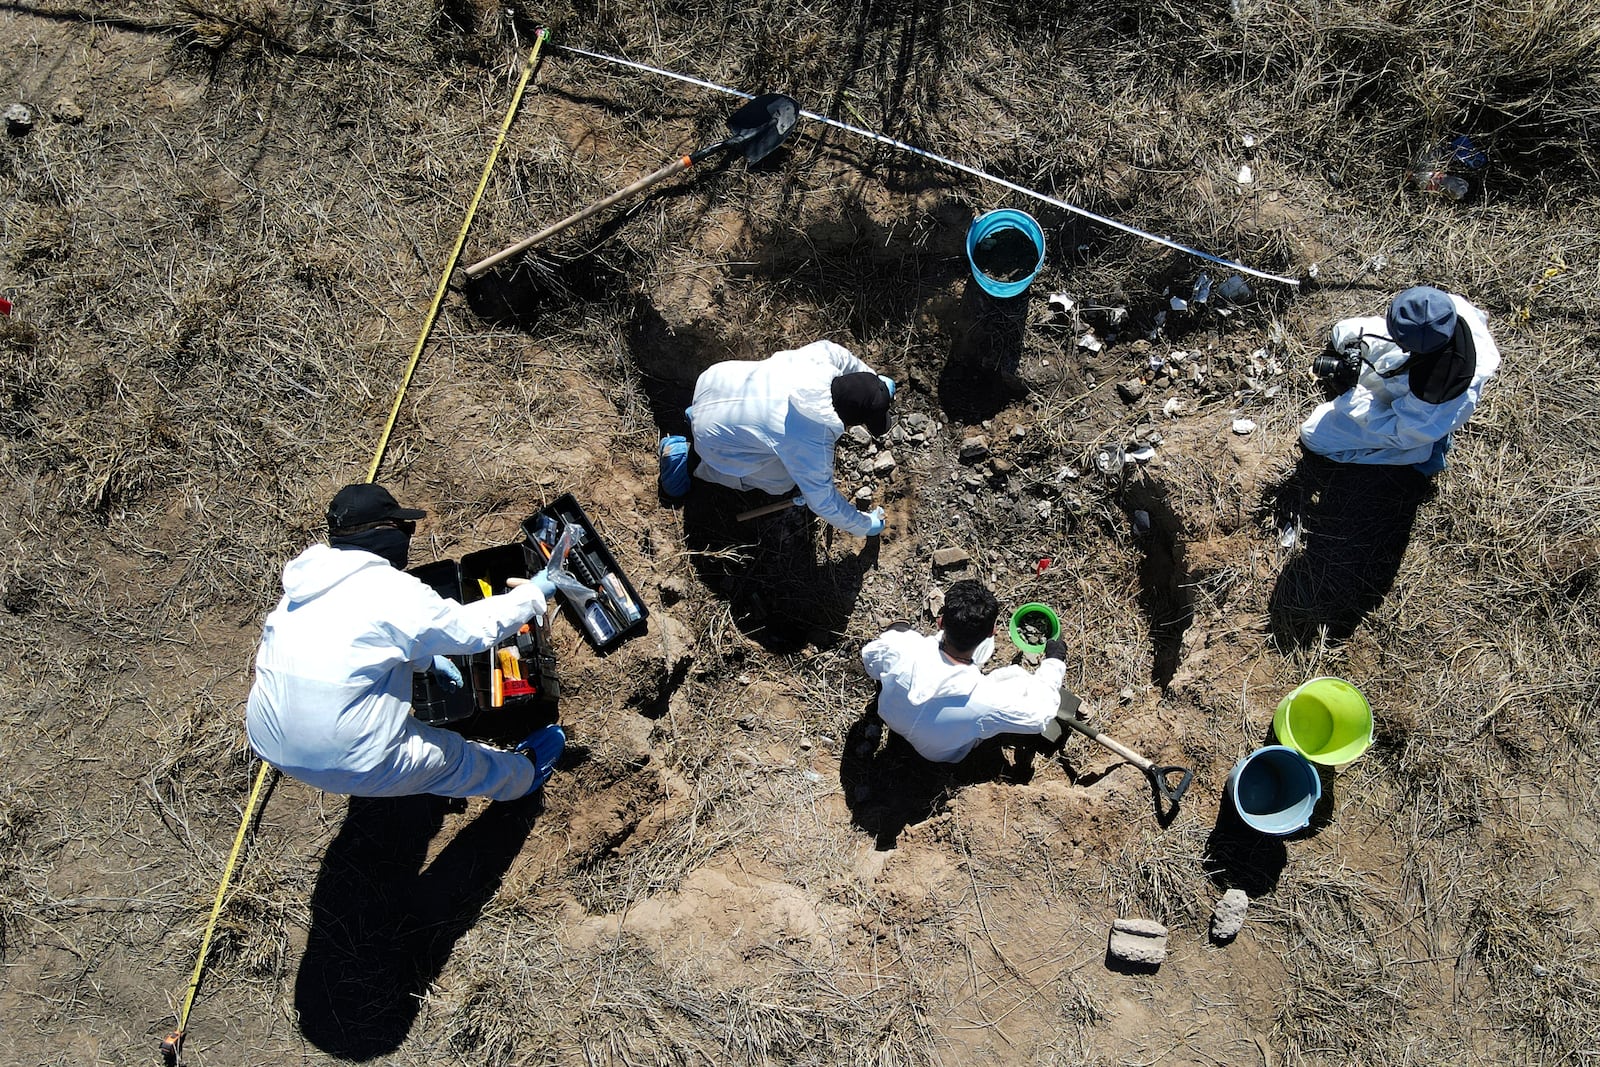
[327,483,427,532]
[830,372,893,436]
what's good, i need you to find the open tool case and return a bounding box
[522,493,649,653]
[408,544,560,727]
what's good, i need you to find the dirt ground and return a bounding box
[3,2,1599,1065]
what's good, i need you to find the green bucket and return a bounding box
[1007,602,1061,654]
[1273,676,1373,767]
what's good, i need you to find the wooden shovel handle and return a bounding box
[737,496,803,522]
[464,156,692,277]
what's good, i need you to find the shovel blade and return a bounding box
[726,93,799,163]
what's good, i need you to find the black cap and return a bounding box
[830,372,892,436]
[327,483,427,532]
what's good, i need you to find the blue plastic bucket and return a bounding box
[1226,745,1321,836]
[966,209,1045,298]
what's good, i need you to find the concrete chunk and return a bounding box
[1108,917,1168,965]
[931,547,971,569]
[1211,889,1249,941]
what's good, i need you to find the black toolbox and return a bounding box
[522,493,649,653]
[407,544,560,727]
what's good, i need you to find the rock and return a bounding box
[1108,918,1168,965]
[50,98,83,125]
[4,102,37,137]
[1212,889,1249,941]
[990,457,1015,476]
[848,426,873,446]
[959,436,990,463]
[1116,379,1145,403]
[932,547,971,569]
[658,613,696,674]
[855,487,874,503]
[872,451,897,473]
[1120,687,1135,703]
[926,587,945,617]
[903,412,930,432]
[1232,418,1257,435]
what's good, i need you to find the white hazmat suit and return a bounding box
[1300,294,1499,466]
[246,543,548,800]
[861,629,1065,763]
[690,339,878,536]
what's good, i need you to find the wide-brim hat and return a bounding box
[327,482,427,531]
[830,371,892,436]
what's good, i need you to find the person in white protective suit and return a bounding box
[686,339,895,537]
[246,483,566,801]
[860,580,1076,764]
[1300,286,1500,474]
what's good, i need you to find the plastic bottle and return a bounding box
[1408,167,1469,201]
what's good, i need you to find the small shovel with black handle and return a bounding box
[1043,690,1193,819]
[465,92,800,278]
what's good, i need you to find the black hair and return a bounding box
[942,579,999,652]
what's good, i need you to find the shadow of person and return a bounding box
[1264,453,1436,651]
[295,793,539,1059]
[679,481,873,653]
[840,705,1040,851]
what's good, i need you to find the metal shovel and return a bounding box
[1043,691,1194,815]
[465,93,800,277]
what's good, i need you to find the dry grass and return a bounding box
[1,0,1598,1064]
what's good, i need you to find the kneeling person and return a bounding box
[861,580,1067,763]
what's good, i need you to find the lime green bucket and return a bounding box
[1273,677,1373,767]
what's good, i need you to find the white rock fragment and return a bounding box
[1236,163,1254,185]
[1163,397,1184,417]
[872,451,897,473]
[1108,917,1169,965]
[1212,889,1249,940]
[1232,418,1257,435]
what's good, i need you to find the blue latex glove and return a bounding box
[534,571,557,598]
[878,374,896,399]
[865,507,886,536]
[431,655,463,688]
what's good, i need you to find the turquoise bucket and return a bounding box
[966,209,1045,298]
[1226,745,1321,836]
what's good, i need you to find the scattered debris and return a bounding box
[855,486,874,503]
[1232,418,1257,435]
[4,103,37,137]
[872,451,897,473]
[926,587,945,617]
[1116,380,1145,404]
[958,436,990,463]
[1236,163,1254,186]
[1109,917,1168,965]
[932,547,971,570]
[1078,332,1104,353]
[1216,275,1253,302]
[1212,889,1249,941]
[1279,523,1299,550]
[1132,510,1151,533]
[1170,295,1188,312]
[50,98,84,125]
[1163,397,1184,417]
[848,426,874,446]
[1126,445,1156,463]
[1094,445,1125,475]
[1120,687,1135,703]
[1192,273,1212,305]
[1048,292,1075,316]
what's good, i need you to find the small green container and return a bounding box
[1007,602,1061,654]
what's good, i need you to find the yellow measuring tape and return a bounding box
[162,29,549,1066]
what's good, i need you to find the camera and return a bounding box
[1312,340,1363,390]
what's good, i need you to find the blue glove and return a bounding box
[431,655,463,688]
[534,571,557,598]
[878,374,896,399]
[865,507,886,536]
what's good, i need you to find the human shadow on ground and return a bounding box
[1263,454,1436,651]
[295,794,538,1059]
[1119,476,1194,689]
[840,702,1042,850]
[679,481,875,653]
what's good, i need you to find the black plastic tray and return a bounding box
[407,546,560,726]
[522,493,649,652]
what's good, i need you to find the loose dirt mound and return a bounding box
[2,2,1599,1066]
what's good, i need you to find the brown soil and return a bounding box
[2,3,1598,1067]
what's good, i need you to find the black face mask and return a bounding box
[330,525,411,569]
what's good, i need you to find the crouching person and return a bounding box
[861,580,1068,763]
[1300,285,1500,475]
[246,482,565,802]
